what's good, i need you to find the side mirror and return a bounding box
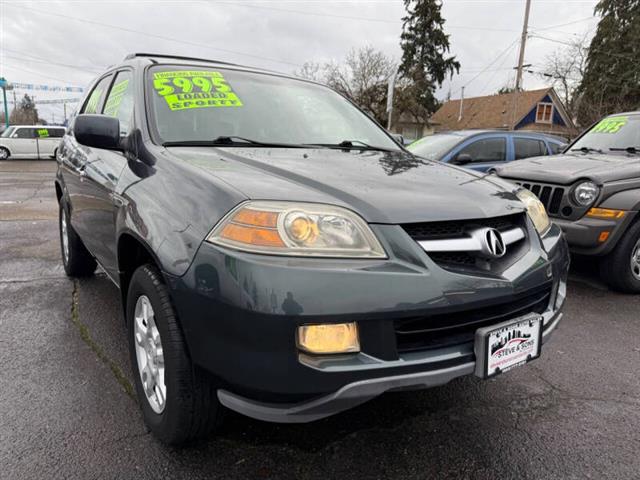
[74,114,121,150]
[451,153,473,165]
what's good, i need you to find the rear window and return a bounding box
[514,138,547,159]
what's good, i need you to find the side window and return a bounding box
[103,71,134,135]
[514,138,546,159]
[50,128,66,138]
[456,137,506,162]
[82,75,113,114]
[15,128,36,139]
[550,142,564,154]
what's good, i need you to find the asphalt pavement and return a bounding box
[1,160,639,480]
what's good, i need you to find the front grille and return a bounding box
[394,285,551,353]
[514,181,566,216]
[403,213,529,273]
[403,214,520,240]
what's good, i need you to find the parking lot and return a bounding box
[1,159,639,479]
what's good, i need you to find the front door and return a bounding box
[11,127,39,158]
[449,135,508,172]
[79,70,134,278]
[62,73,114,262]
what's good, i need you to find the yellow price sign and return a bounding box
[591,116,627,134]
[37,129,49,138]
[152,70,243,111]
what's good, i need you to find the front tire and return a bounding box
[59,203,96,277]
[127,264,223,445]
[0,147,9,160]
[600,220,640,293]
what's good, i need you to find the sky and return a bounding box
[0,0,600,124]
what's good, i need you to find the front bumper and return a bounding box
[553,211,636,256]
[217,307,563,423]
[167,222,569,423]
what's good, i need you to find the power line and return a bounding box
[529,34,635,60]
[1,62,86,87]
[3,3,303,69]
[3,51,104,74]
[529,16,597,32]
[460,37,521,90]
[213,1,521,31]
[478,42,519,94]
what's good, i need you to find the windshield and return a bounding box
[1,127,15,138]
[407,134,465,160]
[147,66,399,150]
[571,114,640,152]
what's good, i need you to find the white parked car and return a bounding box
[0,125,66,160]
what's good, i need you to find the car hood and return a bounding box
[497,152,640,184]
[166,147,525,224]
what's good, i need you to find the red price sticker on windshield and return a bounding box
[153,70,243,111]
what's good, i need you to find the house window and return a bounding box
[536,103,554,124]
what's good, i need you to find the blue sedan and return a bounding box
[407,130,566,173]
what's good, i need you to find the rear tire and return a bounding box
[0,147,9,160]
[59,203,96,277]
[127,264,223,445]
[599,220,640,293]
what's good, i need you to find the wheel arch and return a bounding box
[0,144,11,157]
[117,230,167,317]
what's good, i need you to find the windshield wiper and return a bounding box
[610,147,640,154]
[571,146,603,154]
[305,140,395,152]
[162,136,306,148]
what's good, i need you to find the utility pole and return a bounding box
[386,68,398,130]
[458,86,465,122]
[515,0,532,92]
[0,78,11,128]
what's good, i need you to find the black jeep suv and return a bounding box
[497,112,640,293]
[55,53,569,445]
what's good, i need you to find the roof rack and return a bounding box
[124,53,240,67]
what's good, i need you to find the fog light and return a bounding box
[297,323,360,354]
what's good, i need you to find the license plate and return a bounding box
[474,313,543,379]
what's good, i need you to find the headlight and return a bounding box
[207,201,387,258]
[516,189,551,235]
[573,181,600,206]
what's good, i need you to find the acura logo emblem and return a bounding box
[485,229,506,258]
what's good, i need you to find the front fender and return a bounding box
[599,188,640,212]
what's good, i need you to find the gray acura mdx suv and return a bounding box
[55,53,570,445]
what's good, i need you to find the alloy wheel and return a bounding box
[631,240,640,281]
[61,210,70,264]
[134,295,166,414]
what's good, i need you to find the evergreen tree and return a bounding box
[577,0,640,125]
[399,0,460,118]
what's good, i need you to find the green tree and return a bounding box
[9,94,40,125]
[576,0,640,126]
[399,0,460,119]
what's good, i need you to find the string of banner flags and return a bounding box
[11,82,85,93]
